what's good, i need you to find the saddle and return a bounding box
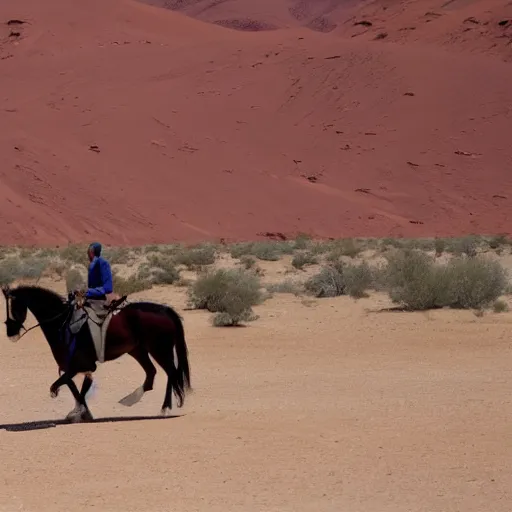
[67,291,128,363]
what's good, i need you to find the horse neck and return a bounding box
[22,290,68,367]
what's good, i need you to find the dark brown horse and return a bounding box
[1,285,191,422]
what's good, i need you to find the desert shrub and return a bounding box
[488,234,509,250]
[174,244,216,269]
[434,238,446,257]
[65,267,86,292]
[188,268,263,326]
[383,249,507,310]
[291,251,318,270]
[326,239,361,261]
[343,262,373,299]
[113,271,152,296]
[229,242,255,259]
[305,261,372,299]
[305,262,345,298]
[60,244,87,264]
[239,255,257,269]
[102,246,132,264]
[493,300,509,313]
[383,249,445,310]
[151,260,180,285]
[293,233,312,250]
[251,241,293,261]
[0,256,49,286]
[447,235,480,258]
[442,256,508,309]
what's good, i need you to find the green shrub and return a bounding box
[113,271,152,296]
[343,262,373,299]
[305,262,346,298]
[175,244,216,269]
[434,238,446,257]
[187,268,263,326]
[293,233,312,250]
[65,267,86,292]
[102,246,132,264]
[383,249,507,310]
[326,239,362,261]
[60,244,87,264]
[252,242,293,261]
[493,300,509,313]
[291,251,318,270]
[488,234,509,250]
[447,236,480,258]
[0,256,49,286]
[442,256,508,309]
[239,255,257,270]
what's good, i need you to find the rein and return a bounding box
[17,307,70,341]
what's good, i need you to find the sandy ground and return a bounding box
[0,279,511,511]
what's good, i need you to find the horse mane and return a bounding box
[13,285,66,308]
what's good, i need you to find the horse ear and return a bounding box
[1,286,10,297]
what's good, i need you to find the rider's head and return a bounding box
[87,242,102,262]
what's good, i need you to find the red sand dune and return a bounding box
[1,0,512,245]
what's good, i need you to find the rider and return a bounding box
[80,242,114,363]
[86,242,113,301]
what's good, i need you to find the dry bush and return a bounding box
[187,268,263,326]
[239,255,257,270]
[174,244,216,269]
[383,249,507,310]
[251,241,294,261]
[102,246,133,265]
[113,271,152,296]
[291,251,318,270]
[305,261,372,299]
[446,235,480,258]
[493,300,509,313]
[65,267,86,292]
[60,244,88,264]
[0,256,49,286]
[292,233,312,250]
[325,239,362,261]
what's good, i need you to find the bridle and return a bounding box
[4,289,71,341]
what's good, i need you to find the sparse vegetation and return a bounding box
[187,267,263,326]
[174,244,217,269]
[382,249,507,311]
[291,251,318,270]
[65,267,86,292]
[266,279,303,295]
[493,299,509,313]
[2,234,511,324]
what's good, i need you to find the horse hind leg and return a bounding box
[119,347,157,407]
[147,345,178,416]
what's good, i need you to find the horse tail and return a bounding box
[163,305,191,407]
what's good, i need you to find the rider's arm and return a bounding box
[86,260,113,298]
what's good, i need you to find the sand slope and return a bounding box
[1,0,512,245]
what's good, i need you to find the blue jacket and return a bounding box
[87,256,113,299]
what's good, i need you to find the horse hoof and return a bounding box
[50,389,59,399]
[160,407,172,417]
[119,386,144,407]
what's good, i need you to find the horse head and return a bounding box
[2,285,28,341]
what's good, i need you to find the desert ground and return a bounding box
[0,248,511,511]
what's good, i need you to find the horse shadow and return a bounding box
[0,414,181,432]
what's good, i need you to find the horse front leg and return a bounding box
[50,371,94,423]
